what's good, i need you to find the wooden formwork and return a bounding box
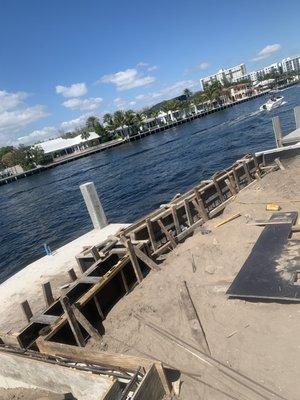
[0,154,270,354]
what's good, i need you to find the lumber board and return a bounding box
[37,338,155,371]
[124,238,143,283]
[157,219,177,249]
[179,281,210,355]
[30,315,59,325]
[72,306,102,341]
[133,246,160,271]
[132,364,168,399]
[42,282,54,307]
[60,297,85,347]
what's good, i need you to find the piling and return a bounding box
[80,182,108,229]
[294,106,300,130]
[272,116,283,148]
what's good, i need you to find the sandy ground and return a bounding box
[0,388,65,399]
[0,224,128,333]
[88,156,300,400]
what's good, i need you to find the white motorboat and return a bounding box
[260,96,284,111]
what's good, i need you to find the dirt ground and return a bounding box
[90,156,300,400]
[0,388,65,400]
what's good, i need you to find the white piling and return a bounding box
[80,182,108,229]
[272,116,283,148]
[294,106,300,130]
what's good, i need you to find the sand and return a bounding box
[0,388,65,400]
[89,156,300,399]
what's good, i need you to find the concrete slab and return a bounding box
[256,142,300,163]
[0,351,116,400]
[0,223,129,333]
[282,127,300,145]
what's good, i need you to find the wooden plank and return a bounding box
[36,338,155,372]
[124,238,143,283]
[184,198,194,226]
[90,245,101,260]
[60,297,85,347]
[225,177,237,196]
[146,218,157,251]
[232,167,241,191]
[42,282,54,307]
[157,219,177,249]
[72,305,102,341]
[20,300,33,323]
[132,364,168,400]
[214,213,241,228]
[94,296,105,320]
[120,270,129,293]
[242,161,252,183]
[274,157,285,171]
[68,268,77,282]
[193,188,209,221]
[120,367,141,400]
[133,246,160,271]
[30,315,58,325]
[213,177,225,202]
[171,205,181,235]
[79,276,100,284]
[179,281,210,355]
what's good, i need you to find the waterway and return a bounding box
[0,85,299,282]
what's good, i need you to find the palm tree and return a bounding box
[183,88,193,98]
[103,113,115,130]
[81,131,90,140]
[204,82,222,108]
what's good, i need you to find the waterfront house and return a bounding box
[35,132,100,160]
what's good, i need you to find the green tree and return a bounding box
[183,88,193,98]
[81,131,91,140]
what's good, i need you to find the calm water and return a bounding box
[0,86,299,282]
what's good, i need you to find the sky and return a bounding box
[0,0,299,146]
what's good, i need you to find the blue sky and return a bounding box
[0,0,299,146]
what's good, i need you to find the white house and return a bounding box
[35,132,100,159]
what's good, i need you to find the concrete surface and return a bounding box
[0,224,129,333]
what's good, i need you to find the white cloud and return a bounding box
[0,105,49,138]
[147,65,158,72]
[60,114,89,131]
[62,97,103,111]
[18,126,56,145]
[112,97,137,110]
[252,44,281,61]
[99,68,156,91]
[55,82,87,98]
[136,80,199,105]
[184,62,210,75]
[0,90,28,112]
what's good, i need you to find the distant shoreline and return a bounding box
[0,90,271,187]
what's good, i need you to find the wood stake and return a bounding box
[120,270,129,293]
[68,268,77,282]
[274,158,285,171]
[146,218,157,251]
[224,178,237,196]
[124,238,143,283]
[193,188,209,221]
[21,300,33,323]
[184,198,194,226]
[242,161,252,183]
[213,177,225,202]
[171,205,181,235]
[60,297,85,347]
[157,219,177,249]
[91,246,100,260]
[133,246,160,271]
[42,282,54,307]
[232,167,241,191]
[72,305,102,341]
[179,281,210,355]
[94,296,105,320]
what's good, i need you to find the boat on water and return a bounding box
[260,96,284,111]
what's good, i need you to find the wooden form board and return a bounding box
[122,155,264,254]
[2,247,148,349]
[0,154,266,351]
[227,211,300,301]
